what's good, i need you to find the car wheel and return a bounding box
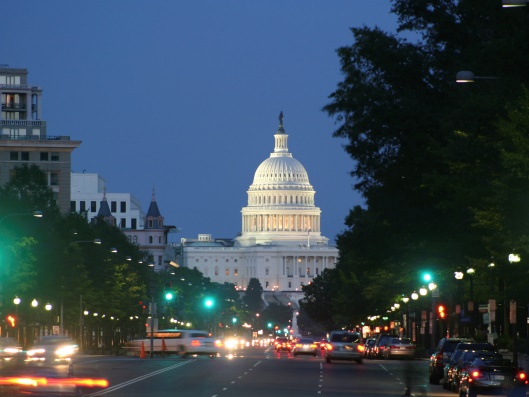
[178,345,187,358]
[356,358,363,364]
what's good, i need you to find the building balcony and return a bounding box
[1,103,27,111]
[0,133,71,141]
[0,120,45,127]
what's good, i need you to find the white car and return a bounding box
[324,331,364,364]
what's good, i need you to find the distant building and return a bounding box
[71,172,177,271]
[175,114,338,299]
[71,172,144,230]
[0,65,81,212]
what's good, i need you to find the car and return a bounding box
[124,329,219,357]
[324,331,364,364]
[429,337,474,384]
[274,336,292,352]
[0,338,22,361]
[26,335,79,363]
[292,338,319,357]
[374,333,393,359]
[442,348,468,390]
[459,356,528,397]
[450,350,502,393]
[382,337,415,360]
[364,338,376,358]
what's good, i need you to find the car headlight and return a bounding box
[26,348,46,357]
[55,345,78,357]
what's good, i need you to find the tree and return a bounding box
[320,0,529,320]
[242,278,263,313]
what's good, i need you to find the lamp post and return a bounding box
[31,299,38,342]
[13,296,20,342]
[0,210,43,225]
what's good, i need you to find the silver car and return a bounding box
[383,337,415,359]
[324,331,364,364]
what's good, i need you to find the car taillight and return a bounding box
[0,377,109,388]
[295,344,301,348]
[357,345,365,352]
[326,343,333,351]
[470,370,481,379]
[516,372,527,382]
[191,340,201,347]
[390,345,398,349]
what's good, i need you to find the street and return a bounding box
[67,346,477,397]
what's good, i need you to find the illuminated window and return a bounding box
[234,268,238,276]
[225,268,230,276]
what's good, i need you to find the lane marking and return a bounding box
[86,360,194,395]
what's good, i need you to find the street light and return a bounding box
[0,210,43,224]
[456,70,497,83]
[502,0,528,6]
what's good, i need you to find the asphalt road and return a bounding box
[67,346,516,397]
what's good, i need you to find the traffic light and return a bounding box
[437,304,446,319]
[267,322,272,328]
[165,292,174,301]
[6,315,15,327]
[204,297,214,308]
[422,272,432,282]
[232,317,237,324]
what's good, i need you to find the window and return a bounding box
[120,218,126,228]
[265,281,269,288]
[40,152,49,161]
[214,266,219,276]
[90,201,97,212]
[149,236,153,244]
[234,268,238,276]
[51,152,59,161]
[79,201,86,212]
[49,172,59,186]
[110,201,117,212]
[288,282,292,288]
[133,235,137,244]
[70,201,76,212]
[265,268,269,276]
[158,256,162,266]
[21,152,29,161]
[226,259,229,263]
[120,201,126,213]
[225,268,229,276]
[234,259,238,262]
[10,152,18,160]
[131,218,137,229]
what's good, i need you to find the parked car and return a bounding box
[450,350,502,393]
[274,336,292,352]
[459,356,528,397]
[292,338,319,357]
[442,348,468,390]
[324,331,364,364]
[382,337,415,360]
[429,337,474,384]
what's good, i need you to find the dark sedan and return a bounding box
[459,356,528,397]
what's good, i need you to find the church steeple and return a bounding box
[93,187,116,226]
[144,188,164,229]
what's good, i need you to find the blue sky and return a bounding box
[3,1,400,243]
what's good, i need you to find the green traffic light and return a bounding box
[165,292,174,301]
[267,322,272,328]
[205,298,214,308]
[422,273,432,282]
[232,317,237,323]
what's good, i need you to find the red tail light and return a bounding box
[326,343,333,351]
[517,372,527,381]
[191,339,201,347]
[357,345,365,352]
[0,377,109,388]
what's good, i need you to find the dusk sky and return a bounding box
[3,1,402,243]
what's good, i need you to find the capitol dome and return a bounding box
[235,112,328,247]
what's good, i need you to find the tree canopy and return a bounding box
[303,0,529,328]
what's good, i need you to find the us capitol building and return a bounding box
[175,113,338,301]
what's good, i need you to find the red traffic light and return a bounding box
[6,315,15,327]
[437,305,446,319]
